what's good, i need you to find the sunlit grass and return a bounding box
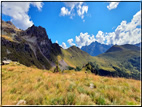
[2,62,141,105]
[2,35,14,42]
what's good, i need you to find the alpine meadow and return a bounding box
[1,1,141,106]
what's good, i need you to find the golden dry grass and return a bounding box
[2,62,141,105]
[2,35,14,42]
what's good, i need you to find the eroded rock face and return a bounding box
[1,20,64,69]
[19,25,62,63]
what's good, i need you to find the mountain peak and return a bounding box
[68,45,79,50]
[81,41,111,56]
[25,24,49,39]
[6,21,13,25]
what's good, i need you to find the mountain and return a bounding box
[1,20,140,79]
[134,42,141,47]
[1,20,62,69]
[92,44,141,79]
[1,20,94,70]
[60,46,95,68]
[105,44,140,53]
[81,41,111,56]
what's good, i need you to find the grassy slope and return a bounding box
[90,46,141,79]
[1,35,51,69]
[2,62,141,105]
[60,46,95,68]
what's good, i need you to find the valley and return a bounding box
[1,20,141,105]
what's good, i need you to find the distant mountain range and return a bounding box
[135,42,141,47]
[81,41,141,57]
[1,20,141,80]
[81,41,112,56]
[94,44,140,79]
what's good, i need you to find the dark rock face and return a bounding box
[2,27,16,33]
[6,21,13,25]
[2,37,32,56]
[26,25,49,40]
[21,25,62,63]
[1,20,62,69]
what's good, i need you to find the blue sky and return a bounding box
[2,2,141,48]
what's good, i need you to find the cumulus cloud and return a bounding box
[96,31,105,44]
[107,2,119,10]
[60,7,71,16]
[2,2,43,30]
[67,38,76,46]
[60,2,88,21]
[64,2,79,10]
[61,42,67,49]
[31,2,43,11]
[105,10,141,45]
[75,32,95,48]
[77,2,88,19]
[75,10,141,47]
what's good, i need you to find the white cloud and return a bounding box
[61,42,67,49]
[31,2,43,11]
[60,2,88,20]
[77,3,88,19]
[96,31,105,44]
[105,10,141,45]
[67,38,76,46]
[75,32,95,48]
[75,10,141,47]
[64,2,79,10]
[60,7,71,16]
[2,2,43,30]
[107,2,120,10]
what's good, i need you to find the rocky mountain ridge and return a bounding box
[1,20,62,69]
[81,41,112,56]
[1,20,92,70]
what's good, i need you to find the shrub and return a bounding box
[75,66,81,71]
[54,60,61,73]
[68,66,75,70]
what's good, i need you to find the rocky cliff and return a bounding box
[1,20,62,69]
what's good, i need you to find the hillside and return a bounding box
[81,41,111,56]
[91,44,141,80]
[1,20,94,70]
[60,46,95,68]
[2,62,141,105]
[1,20,141,80]
[1,20,60,69]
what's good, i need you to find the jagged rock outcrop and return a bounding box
[1,21,63,69]
[1,20,93,70]
[19,24,62,65]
